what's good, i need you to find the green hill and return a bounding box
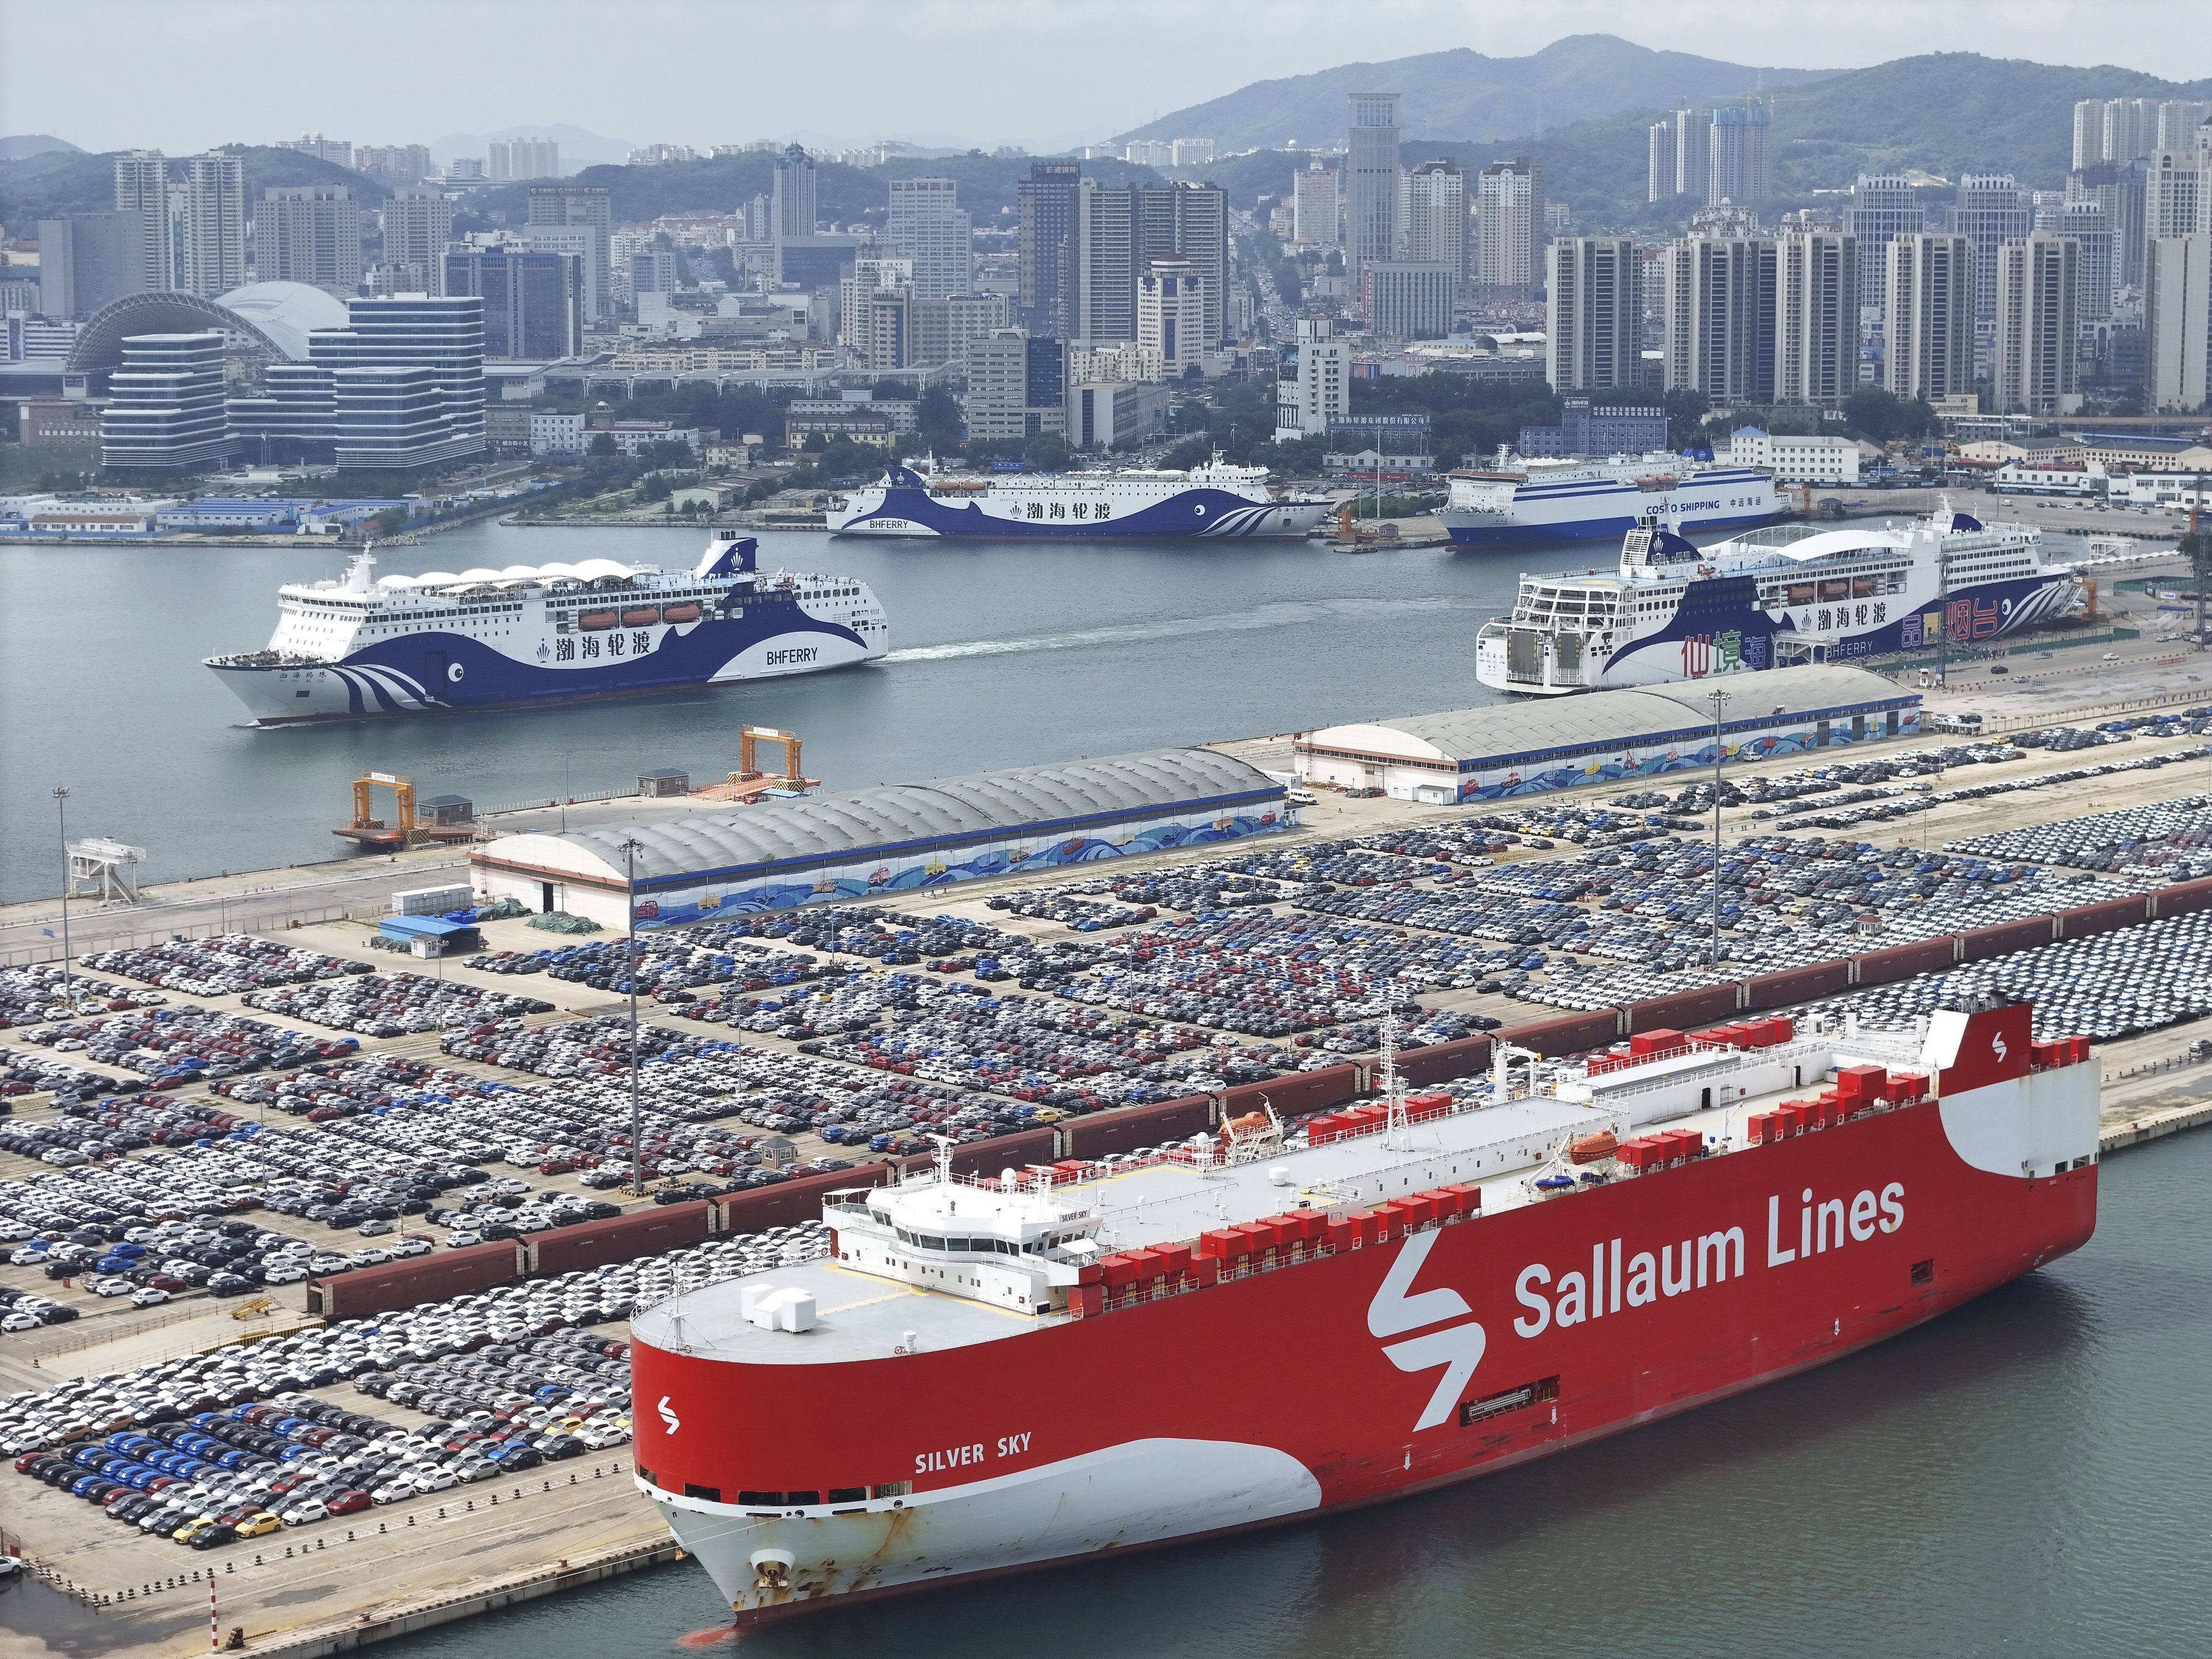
[0,144,389,229]
[1117,34,1835,150]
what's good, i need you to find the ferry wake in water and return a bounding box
[204,533,887,723]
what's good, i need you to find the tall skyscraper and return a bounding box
[771,145,817,241]
[1547,237,1642,393]
[1401,161,1468,283]
[2143,232,2209,411]
[252,186,363,296]
[1474,158,1541,289]
[382,186,456,296]
[2069,159,2149,288]
[1647,117,1677,202]
[1293,160,1340,247]
[1953,174,2030,321]
[885,177,971,301]
[525,185,611,322]
[1661,235,1777,401]
[442,247,584,358]
[1845,174,1922,313]
[2073,100,2107,172]
[2059,199,2115,324]
[315,293,487,471]
[1346,92,1401,284]
[1995,234,2081,415]
[100,332,235,468]
[1776,231,1858,405]
[1673,107,1713,204]
[1017,159,1080,338]
[1071,180,1228,347]
[2156,101,2212,152]
[1363,262,1454,340]
[1708,102,1772,204]
[1137,256,1207,375]
[2146,146,2209,240]
[178,153,247,296]
[1275,315,1349,439]
[112,150,174,290]
[1885,233,1975,400]
[487,138,559,181]
[39,213,150,318]
[2103,98,2158,166]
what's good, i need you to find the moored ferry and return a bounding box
[1441,450,1783,546]
[1474,507,2083,696]
[630,998,2097,1624]
[205,534,886,723]
[830,455,1330,540]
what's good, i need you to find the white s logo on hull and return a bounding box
[658,1396,680,1434]
[1369,1231,1487,1432]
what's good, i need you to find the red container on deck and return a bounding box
[1155,1241,1194,1280]
[1099,1254,1139,1291]
[1123,1248,1166,1287]
[1762,1015,1796,1045]
[1326,1214,1358,1251]
[1193,1256,1221,1286]
[1069,1284,1103,1318]
[1197,1228,1241,1264]
[1836,1064,1886,1102]
[1436,1182,1481,1217]
[1400,1194,1437,1228]
[1630,1027,1685,1057]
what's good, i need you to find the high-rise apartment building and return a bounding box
[1953,174,2030,321]
[383,187,456,299]
[1647,117,1678,202]
[1017,159,1080,338]
[771,145,817,242]
[1401,161,1468,283]
[1346,92,1401,284]
[1708,103,1772,204]
[2103,98,2159,166]
[1776,231,1858,405]
[1995,234,2081,415]
[112,150,174,290]
[1363,261,1454,340]
[1884,233,1976,400]
[2059,199,2115,324]
[356,144,432,185]
[2156,101,2212,152]
[2069,159,2149,288]
[1844,174,1922,313]
[914,289,1010,368]
[525,185,611,322]
[1474,158,1541,289]
[171,153,247,297]
[1137,256,1206,374]
[1673,107,1712,204]
[1071,180,1228,348]
[2146,146,2209,240]
[963,330,1066,441]
[1293,160,1340,247]
[39,212,150,319]
[839,257,914,352]
[2073,100,2106,173]
[1275,315,1348,439]
[252,187,363,295]
[441,247,583,359]
[2143,233,2209,411]
[278,134,352,169]
[100,332,236,469]
[1546,237,1642,393]
[487,138,559,181]
[1661,235,1777,402]
[885,177,971,301]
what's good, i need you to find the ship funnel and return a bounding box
[695,534,757,578]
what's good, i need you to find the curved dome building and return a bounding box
[66,281,347,379]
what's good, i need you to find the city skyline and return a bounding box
[2,0,2206,157]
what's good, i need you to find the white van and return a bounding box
[1285,788,1318,807]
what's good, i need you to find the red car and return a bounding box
[326,1490,371,1516]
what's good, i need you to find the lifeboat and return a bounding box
[622,605,661,627]
[577,609,619,632]
[661,602,701,624]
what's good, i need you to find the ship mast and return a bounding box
[1380,1010,1408,1149]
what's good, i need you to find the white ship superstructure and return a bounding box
[830,456,1330,540]
[205,534,887,722]
[1474,507,2082,696]
[1441,450,1782,546]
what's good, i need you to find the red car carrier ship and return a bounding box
[630,998,2099,1623]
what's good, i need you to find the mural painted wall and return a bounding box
[1453,711,1918,802]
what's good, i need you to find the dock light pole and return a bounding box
[623,837,645,1198]
[54,786,72,1001]
[1706,688,1731,969]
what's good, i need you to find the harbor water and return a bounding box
[0,521,1581,902]
[370,1124,2211,1659]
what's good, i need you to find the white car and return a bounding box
[92,1277,136,1297]
[280,1500,327,1526]
[414,1468,457,1493]
[129,1287,171,1308]
[263,1265,308,1285]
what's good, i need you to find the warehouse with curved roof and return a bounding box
[1295,665,1919,805]
[472,747,1290,928]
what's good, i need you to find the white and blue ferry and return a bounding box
[1440,449,1783,546]
[1474,506,2083,696]
[829,455,1331,540]
[206,534,886,723]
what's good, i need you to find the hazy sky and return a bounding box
[3,0,2207,155]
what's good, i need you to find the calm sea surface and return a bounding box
[0,521,1603,901]
[378,1126,2212,1659]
